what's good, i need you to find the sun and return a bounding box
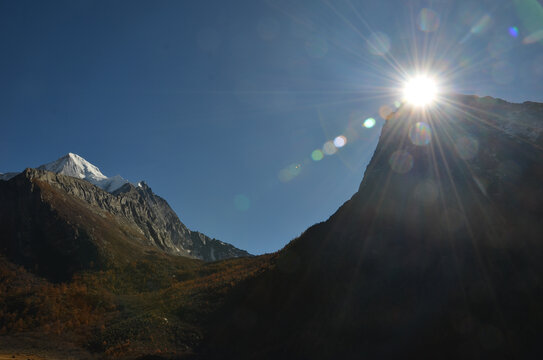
[403,75,438,107]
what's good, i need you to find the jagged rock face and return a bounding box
[110,181,250,261]
[207,95,543,359]
[0,168,249,280]
[0,169,145,281]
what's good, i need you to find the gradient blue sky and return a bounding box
[1,0,543,254]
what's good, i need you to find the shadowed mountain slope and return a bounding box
[0,166,248,281]
[205,95,543,359]
[0,169,165,281]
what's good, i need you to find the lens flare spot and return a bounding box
[333,135,347,148]
[323,141,338,155]
[278,169,290,183]
[409,122,432,145]
[290,163,302,174]
[389,151,414,174]
[379,104,395,119]
[454,137,479,160]
[311,149,324,161]
[509,26,519,37]
[363,117,376,128]
[366,32,391,56]
[278,163,302,182]
[417,9,440,32]
[234,194,250,211]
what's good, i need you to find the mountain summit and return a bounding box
[37,152,129,193]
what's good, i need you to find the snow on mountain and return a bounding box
[102,175,130,193]
[39,153,107,181]
[37,153,129,192]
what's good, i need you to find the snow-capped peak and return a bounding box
[37,153,129,192]
[39,153,107,182]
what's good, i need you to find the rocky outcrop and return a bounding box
[110,181,250,260]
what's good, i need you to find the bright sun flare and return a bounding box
[403,76,438,107]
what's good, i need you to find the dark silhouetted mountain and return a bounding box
[0,155,249,280]
[205,95,543,359]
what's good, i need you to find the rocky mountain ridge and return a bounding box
[0,155,249,277]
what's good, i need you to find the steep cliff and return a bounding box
[0,169,150,281]
[206,95,543,359]
[111,181,249,261]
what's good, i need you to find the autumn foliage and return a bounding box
[0,253,274,358]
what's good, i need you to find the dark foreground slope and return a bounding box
[0,251,272,359]
[205,95,543,359]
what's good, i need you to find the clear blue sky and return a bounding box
[1,0,542,254]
